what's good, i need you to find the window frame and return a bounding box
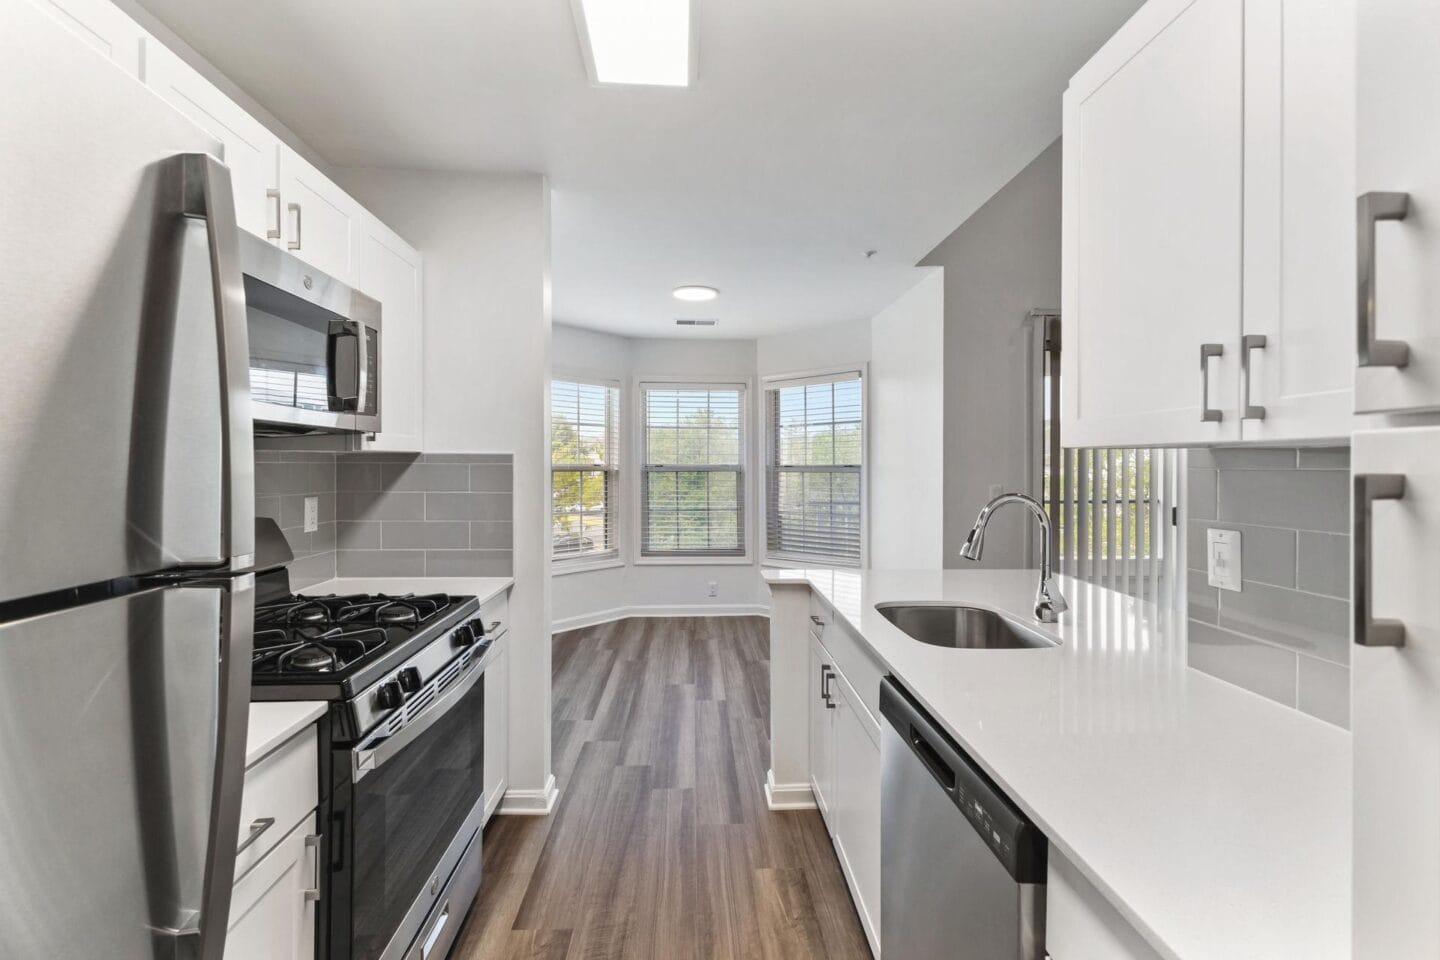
[550,374,624,573]
[760,365,869,569]
[632,376,753,566]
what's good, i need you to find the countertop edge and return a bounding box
[246,700,326,768]
[303,576,515,607]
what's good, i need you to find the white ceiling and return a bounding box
[135,0,1142,338]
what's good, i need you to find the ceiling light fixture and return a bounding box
[672,284,718,302]
[675,318,718,326]
[572,0,694,87]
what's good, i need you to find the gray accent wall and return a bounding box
[254,441,515,587]
[921,138,1061,570]
[1186,447,1350,727]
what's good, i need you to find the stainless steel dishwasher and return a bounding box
[880,677,1047,959]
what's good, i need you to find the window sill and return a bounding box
[552,556,625,576]
[633,555,754,567]
[763,557,861,571]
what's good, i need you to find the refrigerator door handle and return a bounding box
[190,574,255,960]
[178,153,255,570]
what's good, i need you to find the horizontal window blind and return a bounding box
[764,373,863,566]
[640,384,745,557]
[551,379,620,562]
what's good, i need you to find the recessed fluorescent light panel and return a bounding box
[672,284,718,302]
[573,0,694,87]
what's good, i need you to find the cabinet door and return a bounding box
[30,0,146,76]
[483,638,509,821]
[1240,0,1357,441]
[1353,427,1440,956]
[1062,0,1244,447]
[226,816,318,960]
[142,40,280,240]
[354,214,424,452]
[1354,0,1440,413]
[832,671,882,955]
[278,147,362,285]
[808,633,835,828]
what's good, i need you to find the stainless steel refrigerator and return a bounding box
[0,3,255,958]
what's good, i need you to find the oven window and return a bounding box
[350,675,484,960]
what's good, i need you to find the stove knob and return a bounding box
[375,681,404,712]
[398,666,423,693]
[453,622,477,649]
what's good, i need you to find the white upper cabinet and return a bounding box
[278,148,363,285]
[31,0,146,76]
[141,40,281,240]
[1064,0,1363,446]
[1240,0,1357,441]
[354,213,424,452]
[1355,0,1440,413]
[1062,0,1245,448]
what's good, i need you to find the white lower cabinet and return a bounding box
[225,816,320,960]
[1045,850,1160,960]
[808,622,881,957]
[483,631,510,821]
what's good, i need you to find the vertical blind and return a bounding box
[551,379,620,562]
[1048,446,1180,608]
[764,373,863,566]
[640,383,746,557]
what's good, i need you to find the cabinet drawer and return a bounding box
[807,592,831,629]
[236,726,318,880]
[480,590,509,637]
[811,599,884,727]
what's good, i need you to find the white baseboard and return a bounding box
[552,602,771,634]
[496,774,559,815]
[764,768,816,810]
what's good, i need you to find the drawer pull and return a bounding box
[303,834,322,901]
[236,817,275,855]
[809,614,825,627]
[1354,473,1406,647]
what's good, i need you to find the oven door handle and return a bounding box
[351,654,483,783]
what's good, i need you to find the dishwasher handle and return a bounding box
[880,677,1047,884]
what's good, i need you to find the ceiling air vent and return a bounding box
[675,319,718,327]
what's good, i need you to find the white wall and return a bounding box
[869,270,946,568]
[550,325,767,630]
[921,139,1061,569]
[335,167,555,804]
[756,318,871,376]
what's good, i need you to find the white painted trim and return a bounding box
[551,602,771,634]
[764,768,817,810]
[497,774,559,816]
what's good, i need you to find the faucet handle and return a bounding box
[1034,577,1068,623]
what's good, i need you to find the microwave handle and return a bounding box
[327,320,366,412]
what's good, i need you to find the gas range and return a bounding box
[249,576,489,742]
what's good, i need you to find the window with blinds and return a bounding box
[764,372,863,566]
[551,379,620,564]
[640,383,746,558]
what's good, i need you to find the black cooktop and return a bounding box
[250,591,479,701]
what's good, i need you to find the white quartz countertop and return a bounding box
[302,576,514,607]
[764,568,1351,960]
[246,700,326,767]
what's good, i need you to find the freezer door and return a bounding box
[0,0,254,603]
[0,579,253,960]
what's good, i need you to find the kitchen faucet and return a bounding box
[959,492,1069,623]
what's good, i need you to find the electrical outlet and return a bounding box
[303,496,319,533]
[707,581,718,598]
[1206,528,1241,591]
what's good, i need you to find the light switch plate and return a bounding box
[303,496,319,533]
[1206,528,1241,591]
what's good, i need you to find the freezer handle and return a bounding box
[179,154,254,569]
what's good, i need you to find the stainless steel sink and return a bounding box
[875,603,1058,650]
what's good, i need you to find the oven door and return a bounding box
[332,651,486,960]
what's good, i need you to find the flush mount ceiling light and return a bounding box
[572,0,694,87]
[672,284,718,302]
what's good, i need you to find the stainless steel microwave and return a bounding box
[239,231,381,435]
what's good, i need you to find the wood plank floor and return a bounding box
[451,616,873,960]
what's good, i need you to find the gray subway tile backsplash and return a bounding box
[255,444,515,587]
[1186,446,1350,728]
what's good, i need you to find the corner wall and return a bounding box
[922,138,1062,569]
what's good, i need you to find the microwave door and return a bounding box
[0,3,253,602]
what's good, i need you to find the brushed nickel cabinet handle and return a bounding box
[266,189,282,241]
[236,817,274,855]
[1199,343,1224,423]
[809,614,825,627]
[287,201,302,250]
[1357,191,1411,368]
[1354,473,1406,647]
[303,834,322,901]
[1241,334,1267,420]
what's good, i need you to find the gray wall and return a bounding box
[1186,447,1350,727]
[921,139,1061,569]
